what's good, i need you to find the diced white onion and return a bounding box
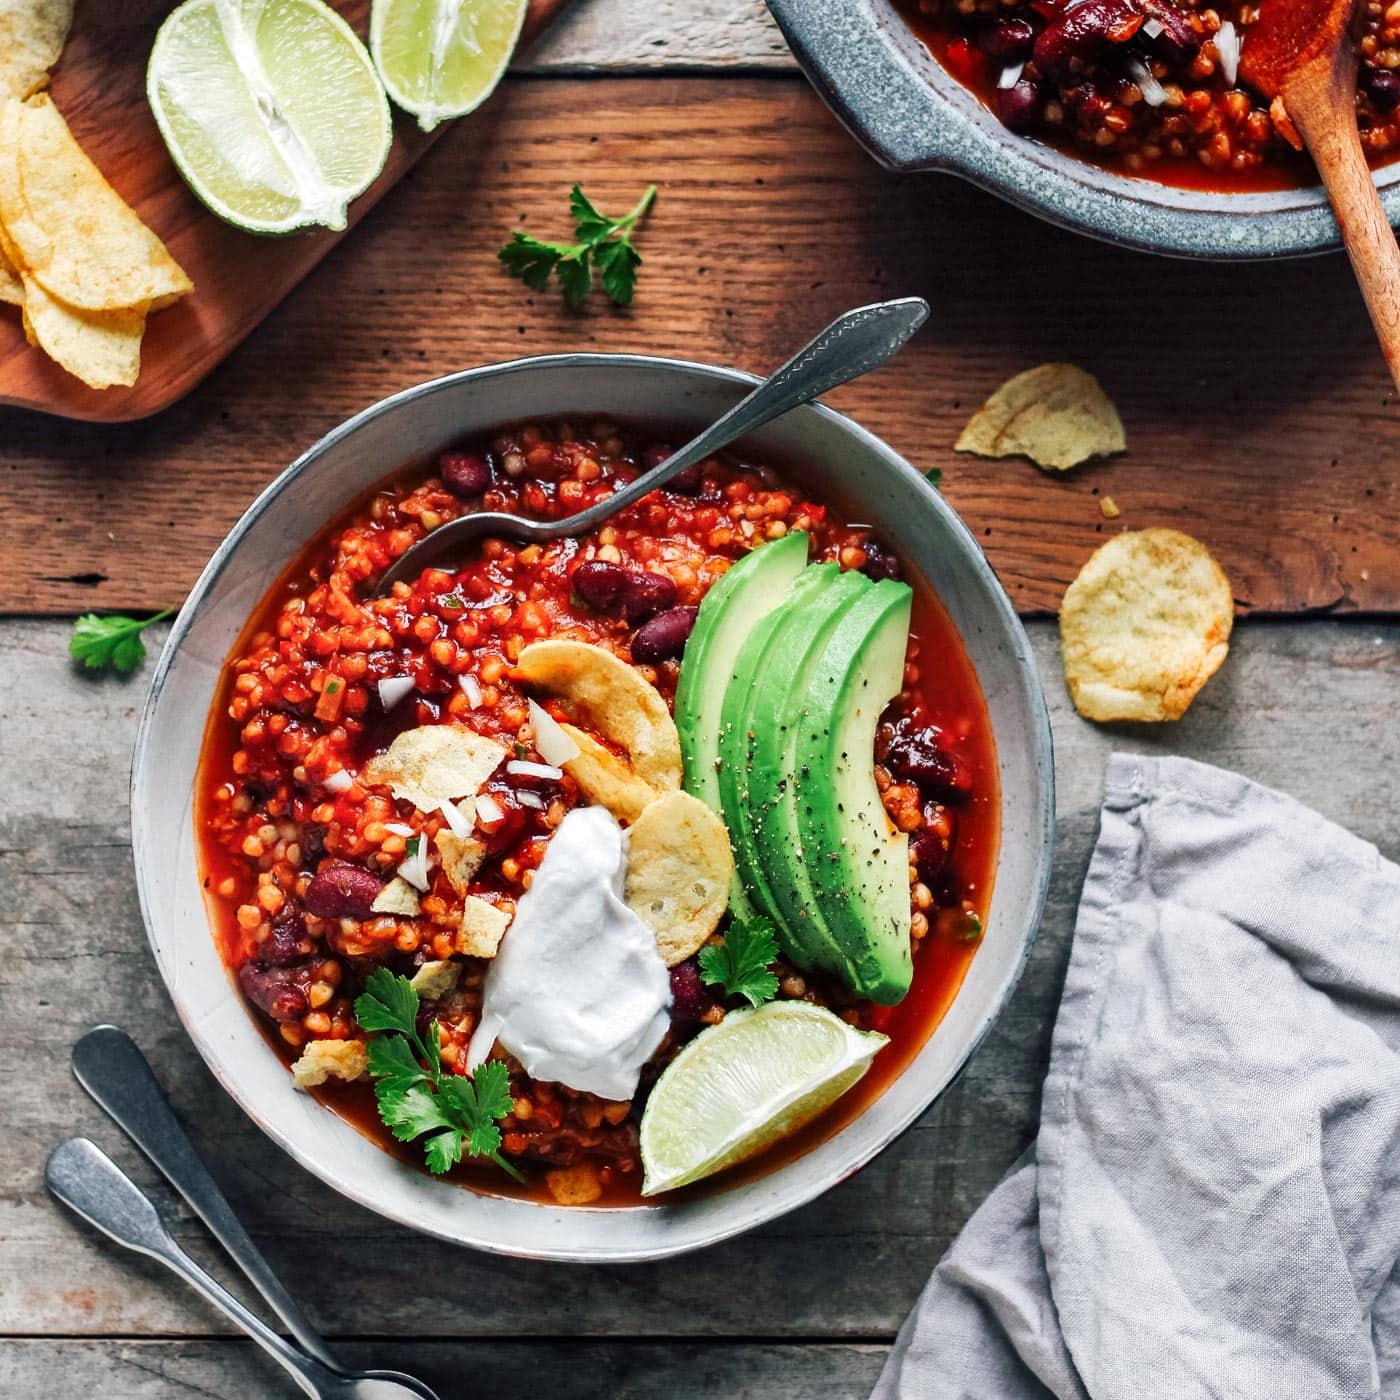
[438,799,472,838]
[458,672,484,708]
[1129,58,1168,107]
[1215,20,1239,87]
[997,63,1023,90]
[323,770,352,793]
[398,838,430,891]
[476,792,506,827]
[506,759,564,782]
[384,821,416,837]
[527,698,580,767]
[516,791,546,810]
[377,675,415,710]
[1142,16,1163,38]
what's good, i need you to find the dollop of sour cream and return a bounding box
[467,805,672,1101]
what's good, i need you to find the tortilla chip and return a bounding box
[409,959,460,1000]
[956,363,1125,472]
[434,828,486,895]
[559,722,657,825]
[2,95,191,312]
[20,275,145,388]
[371,875,421,916]
[0,0,74,102]
[364,724,507,811]
[1060,528,1234,723]
[0,237,21,305]
[291,1038,367,1089]
[457,896,511,959]
[515,640,682,792]
[624,791,733,966]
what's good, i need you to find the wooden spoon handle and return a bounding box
[1295,88,1400,391]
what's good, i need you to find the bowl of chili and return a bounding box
[766,0,1400,258]
[131,353,1054,1260]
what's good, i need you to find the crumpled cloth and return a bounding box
[874,754,1400,1400]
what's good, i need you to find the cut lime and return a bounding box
[147,0,393,235]
[370,0,528,133]
[640,1002,888,1196]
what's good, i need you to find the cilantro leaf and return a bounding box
[926,467,942,490]
[69,608,174,674]
[498,183,656,307]
[699,917,781,1007]
[357,968,525,1182]
[354,967,419,1037]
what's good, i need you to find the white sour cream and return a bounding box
[467,805,672,1100]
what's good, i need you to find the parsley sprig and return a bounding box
[699,917,781,1008]
[69,608,175,674]
[498,183,656,307]
[354,968,524,1181]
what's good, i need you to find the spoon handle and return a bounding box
[46,1139,336,1399]
[1292,72,1400,391]
[71,1025,342,1371]
[547,297,929,534]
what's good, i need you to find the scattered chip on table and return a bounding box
[957,363,1126,472]
[0,0,74,102]
[1060,528,1234,723]
[624,790,733,965]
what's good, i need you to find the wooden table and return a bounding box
[5,3,1400,1396]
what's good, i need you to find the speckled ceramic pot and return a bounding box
[132,356,1054,1260]
[766,0,1390,259]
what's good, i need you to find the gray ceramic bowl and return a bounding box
[766,0,1390,259]
[132,355,1054,1261]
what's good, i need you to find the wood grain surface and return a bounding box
[3,73,1398,617]
[0,0,571,423]
[3,617,1398,1398]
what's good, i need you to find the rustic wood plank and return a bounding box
[2,617,1397,1343]
[520,0,790,71]
[3,78,1395,616]
[0,1340,885,1398]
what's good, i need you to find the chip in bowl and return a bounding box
[1060,528,1234,723]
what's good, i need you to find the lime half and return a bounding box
[640,1002,888,1196]
[371,0,528,132]
[148,0,393,235]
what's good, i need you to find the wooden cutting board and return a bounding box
[0,0,569,423]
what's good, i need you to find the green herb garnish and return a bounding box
[69,608,175,674]
[498,183,656,307]
[355,968,524,1181]
[699,917,781,1008]
[926,468,942,490]
[957,910,984,942]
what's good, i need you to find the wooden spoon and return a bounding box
[1241,0,1400,390]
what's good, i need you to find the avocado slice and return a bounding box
[742,567,872,972]
[793,579,914,1004]
[716,563,836,936]
[675,530,809,918]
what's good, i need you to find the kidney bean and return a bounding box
[631,606,699,664]
[303,861,385,918]
[641,443,703,494]
[1135,0,1200,63]
[980,16,1035,62]
[238,961,310,1022]
[1366,66,1400,114]
[1034,0,1143,79]
[262,902,308,966]
[882,718,972,803]
[439,451,492,498]
[913,809,960,887]
[668,959,711,1022]
[860,539,903,582]
[996,78,1045,132]
[572,561,678,624]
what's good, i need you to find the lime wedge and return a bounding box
[640,1002,888,1196]
[370,0,528,133]
[147,0,393,235]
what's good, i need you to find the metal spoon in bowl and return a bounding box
[376,296,930,593]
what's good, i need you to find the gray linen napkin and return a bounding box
[874,754,1400,1400]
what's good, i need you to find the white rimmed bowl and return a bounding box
[132,354,1054,1262]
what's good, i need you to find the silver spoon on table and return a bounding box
[377,296,930,592]
[47,1138,429,1400]
[62,1026,438,1400]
